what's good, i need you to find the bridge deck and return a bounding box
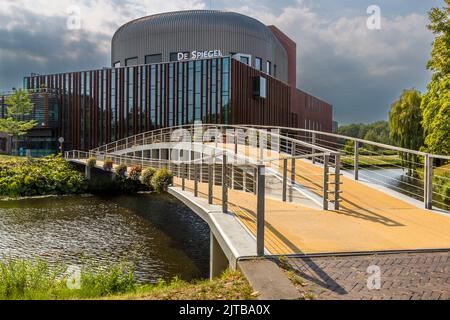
[73,157,450,255]
[174,157,450,255]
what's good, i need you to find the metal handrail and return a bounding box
[242,124,450,161]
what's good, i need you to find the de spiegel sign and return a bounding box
[177,50,223,61]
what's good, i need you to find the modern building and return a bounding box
[0,90,60,156]
[20,10,332,152]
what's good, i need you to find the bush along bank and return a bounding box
[0,154,175,198]
[0,155,87,198]
[86,158,174,194]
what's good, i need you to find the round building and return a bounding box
[111,10,289,83]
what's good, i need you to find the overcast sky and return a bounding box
[0,0,441,124]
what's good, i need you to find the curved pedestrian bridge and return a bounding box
[66,124,450,259]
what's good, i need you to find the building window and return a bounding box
[266,61,272,75]
[274,64,277,77]
[125,57,138,66]
[255,57,262,71]
[253,76,267,99]
[113,61,121,68]
[170,52,179,62]
[240,56,249,65]
[145,54,162,64]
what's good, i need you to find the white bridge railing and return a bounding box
[243,125,450,212]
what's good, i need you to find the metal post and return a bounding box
[208,164,213,204]
[158,149,162,169]
[312,132,316,164]
[429,156,434,210]
[256,164,266,256]
[424,155,428,208]
[194,163,199,197]
[230,165,235,189]
[323,154,329,210]
[354,141,359,181]
[334,154,341,211]
[182,163,186,191]
[259,132,264,161]
[424,155,433,210]
[243,169,247,192]
[253,167,257,195]
[282,159,288,202]
[222,155,228,213]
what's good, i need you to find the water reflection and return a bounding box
[0,194,210,283]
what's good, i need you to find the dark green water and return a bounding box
[0,193,210,283]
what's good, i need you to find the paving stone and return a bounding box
[285,251,450,300]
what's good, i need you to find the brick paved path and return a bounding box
[283,251,450,300]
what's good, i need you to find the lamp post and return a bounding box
[58,137,64,154]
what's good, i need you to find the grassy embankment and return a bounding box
[0,258,254,300]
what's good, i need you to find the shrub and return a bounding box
[151,168,174,193]
[86,157,97,168]
[129,165,142,181]
[0,155,86,197]
[141,167,157,188]
[103,158,114,171]
[115,164,127,177]
[79,263,136,297]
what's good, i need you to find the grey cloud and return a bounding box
[0,7,110,90]
[0,1,436,124]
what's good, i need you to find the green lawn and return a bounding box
[341,154,402,168]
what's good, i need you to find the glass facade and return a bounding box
[145,54,162,64]
[0,92,60,156]
[255,57,262,71]
[24,57,231,150]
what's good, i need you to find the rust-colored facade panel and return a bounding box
[230,59,290,127]
[22,56,332,152]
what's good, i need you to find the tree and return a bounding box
[363,121,390,145]
[426,0,450,82]
[421,77,450,155]
[389,89,423,174]
[421,0,450,156]
[0,89,37,155]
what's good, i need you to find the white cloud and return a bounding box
[228,0,433,122]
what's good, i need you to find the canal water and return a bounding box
[0,193,210,283]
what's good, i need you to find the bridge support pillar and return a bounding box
[210,231,229,280]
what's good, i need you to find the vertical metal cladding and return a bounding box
[24,57,232,150]
[111,10,289,83]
